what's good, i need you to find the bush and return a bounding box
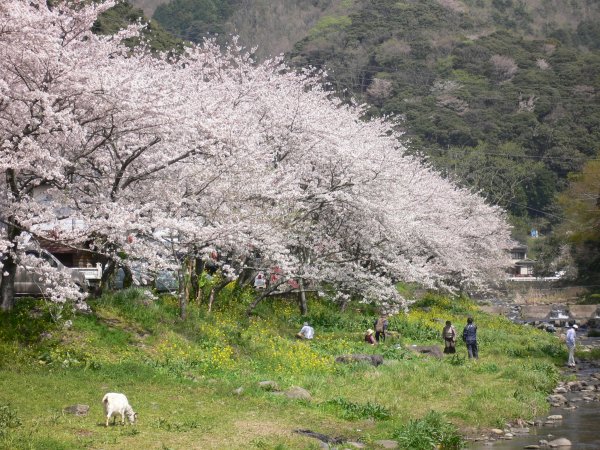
[393,410,465,449]
[0,298,62,344]
[0,404,21,437]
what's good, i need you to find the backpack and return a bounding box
[444,326,455,339]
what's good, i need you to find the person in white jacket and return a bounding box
[296,322,314,340]
[566,324,578,368]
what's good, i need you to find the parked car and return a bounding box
[0,249,88,296]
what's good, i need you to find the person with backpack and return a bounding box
[442,320,457,354]
[374,315,388,343]
[462,317,478,359]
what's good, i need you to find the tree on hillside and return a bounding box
[557,156,600,285]
[1,0,513,318]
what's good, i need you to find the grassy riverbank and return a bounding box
[0,289,567,449]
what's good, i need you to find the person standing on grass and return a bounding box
[462,317,478,359]
[442,320,457,354]
[566,323,578,367]
[374,314,388,343]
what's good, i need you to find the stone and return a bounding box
[284,386,312,400]
[233,387,243,395]
[510,427,530,434]
[294,429,344,445]
[491,428,504,435]
[548,437,572,447]
[335,354,384,366]
[504,433,514,438]
[523,446,540,449]
[553,387,568,394]
[258,380,280,391]
[547,415,563,421]
[63,404,89,416]
[407,345,444,358]
[374,440,398,449]
[547,394,567,405]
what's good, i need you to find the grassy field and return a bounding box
[0,289,569,449]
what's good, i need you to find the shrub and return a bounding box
[393,410,464,449]
[0,404,21,437]
[0,298,62,344]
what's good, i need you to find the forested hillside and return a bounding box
[119,0,600,282]
[287,0,600,280]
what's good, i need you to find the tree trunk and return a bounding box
[339,298,349,312]
[99,259,117,294]
[207,287,214,313]
[0,220,19,311]
[0,256,17,311]
[178,267,187,320]
[298,279,307,316]
[245,278,286,316]
[189,257,203,303]
[122,265,133,289]
[235,263,253,289]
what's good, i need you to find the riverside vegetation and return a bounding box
[0,289,577,449]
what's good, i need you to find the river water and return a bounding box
[469,334,600,450]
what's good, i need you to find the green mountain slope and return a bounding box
[290,0,600,223]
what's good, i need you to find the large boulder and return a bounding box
[335,354,384,366]
[258,380,280,391]
[407,345,444,358]
[284,386,312,400]
[548,437,572,447]
[547,394,568,406]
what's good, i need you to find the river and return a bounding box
[469,334,600,450]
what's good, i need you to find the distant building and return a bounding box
[509,245,535,278]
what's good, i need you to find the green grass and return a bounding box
[0,290,567,449]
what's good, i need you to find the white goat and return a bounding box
[102,393,137,427]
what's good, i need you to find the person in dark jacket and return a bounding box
[462,317,478,359]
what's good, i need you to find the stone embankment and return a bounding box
[479,303,600,327]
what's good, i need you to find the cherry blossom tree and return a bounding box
[1,0,513,316]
